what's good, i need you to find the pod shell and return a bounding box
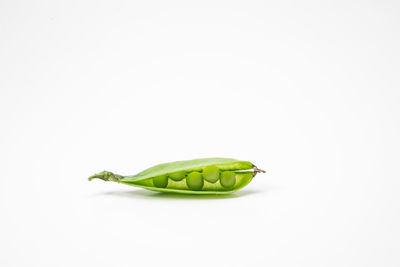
[90,158,257,195]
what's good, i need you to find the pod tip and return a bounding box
[253,165,266,177]
[88,171,121,182]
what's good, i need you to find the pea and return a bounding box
[220,171,236,188]
[153,175,168,188]
[186,171,204,191]
[202,165,219,183]
[168,171,186,181]
[89,157,265,194]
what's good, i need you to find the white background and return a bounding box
[1,0,399,266]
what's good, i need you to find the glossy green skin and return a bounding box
[202,165,219,183]
[168,171,186,181]
[153,174,168,188]
[220,171,236,188]
[186,172,204,190]
[89,158,257,195]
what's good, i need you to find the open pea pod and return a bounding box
[88,158,265,194]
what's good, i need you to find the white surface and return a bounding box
[1,0,400,266]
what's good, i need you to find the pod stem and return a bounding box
[253,165,266,177]
[88,171,122,182]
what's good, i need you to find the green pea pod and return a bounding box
[88,158,265,194]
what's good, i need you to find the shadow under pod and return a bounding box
[93,188,263,200]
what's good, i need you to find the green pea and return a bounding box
[168,171,186,181]
[89,157,265,194]
[153,175,168,188]
[202,165,219,183]
[220,171,236,188]
[186,171,204,191]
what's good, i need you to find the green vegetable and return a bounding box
[168,171,186,181]
[152,174,168,188]
[88,158,265,194]
[186,171,204,191]
[202,165,220,183]
[220,171,236,188]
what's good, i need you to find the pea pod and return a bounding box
[88,158,265,194]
